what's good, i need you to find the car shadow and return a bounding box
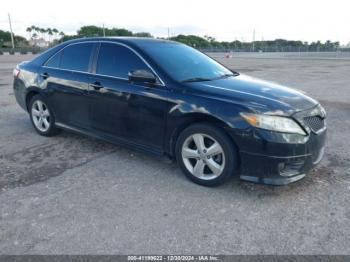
[0,126,337,199]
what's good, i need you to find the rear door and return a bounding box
[40,42,95,128]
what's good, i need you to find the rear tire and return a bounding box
[175,123,238,187]
[29,94,60,136]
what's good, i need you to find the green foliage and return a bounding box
[169,34,211,47]
[1,24,342,51]
[77,25,133,37]
[133,32,153,38]
[57,26,153,44]
[0,29,28,48]
[0,29,12,42]
[169,34,340,51]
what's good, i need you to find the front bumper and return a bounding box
[231,127,326,185]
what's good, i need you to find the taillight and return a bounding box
[13,67,20,78]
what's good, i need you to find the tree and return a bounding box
[170,35,211,48]
[47,24,342,52]
[39,28,46,40]
[47,28,53,41]
[52,28,59,39]
[0,29,12,44]
[108,28,133,36]
[133,32,152,38]
[26,27,32,39]
[14,35,28,47]
[77,25,104,36]
[77,25,133,37]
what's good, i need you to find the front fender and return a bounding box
[164,92,251,156]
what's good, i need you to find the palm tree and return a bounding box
[34,26,40,36]
[32,26,40,39]
[29,25,38,39]
[40,28,46,40]
[26,27,32,39]
[31,25,36,33]
[47,28,53,42]
[52,28,59,39]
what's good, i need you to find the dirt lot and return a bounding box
[0,53,349,254]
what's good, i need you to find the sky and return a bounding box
[1,0,350,44]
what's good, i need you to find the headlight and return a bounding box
[240,113,306,135]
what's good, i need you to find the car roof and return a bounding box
[30,37,181,66]
[64,37,180,48]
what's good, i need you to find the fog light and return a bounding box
[279,161,304,177]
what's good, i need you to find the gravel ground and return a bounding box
[0,53,349,255]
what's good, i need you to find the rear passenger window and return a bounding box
[45,51,61,68]
[60,43,93,72]
[96,43,148,78]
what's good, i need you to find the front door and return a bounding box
[89,42,169,151]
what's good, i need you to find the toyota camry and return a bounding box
[13,37,326,186]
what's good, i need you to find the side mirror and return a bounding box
[128,69,157,84]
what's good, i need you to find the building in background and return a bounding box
[29,38,49,48]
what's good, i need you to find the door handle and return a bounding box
[89,82,103,90]
[40,72,49,79]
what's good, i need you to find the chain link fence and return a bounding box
[0,47,44,55]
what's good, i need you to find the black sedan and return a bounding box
[13,37,326,186]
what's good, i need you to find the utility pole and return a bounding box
[167,27,170,39]
[252,28,255,52]
[8,13,15,49]
[102,23,106,37]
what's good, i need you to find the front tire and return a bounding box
[175,123,238,187]
[29,94,59,136]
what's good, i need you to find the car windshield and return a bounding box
[141,42,236,82]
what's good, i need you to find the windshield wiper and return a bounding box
[181,71,239,83]
[181,77,213,83]
[216,72,240,79]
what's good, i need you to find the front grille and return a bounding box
[303,116,325,133]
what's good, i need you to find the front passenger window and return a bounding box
[96,43,149,79]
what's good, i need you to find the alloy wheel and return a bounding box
[181,133,225,180]
[31,100,51,132]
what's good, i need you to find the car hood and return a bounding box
[184,74,318,115]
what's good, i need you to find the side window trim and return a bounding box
[88,42,99,73]
[91,42,101,74]
[42,40,165,86]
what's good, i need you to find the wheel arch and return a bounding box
[25,88,43,112]
[167,112,240,162]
